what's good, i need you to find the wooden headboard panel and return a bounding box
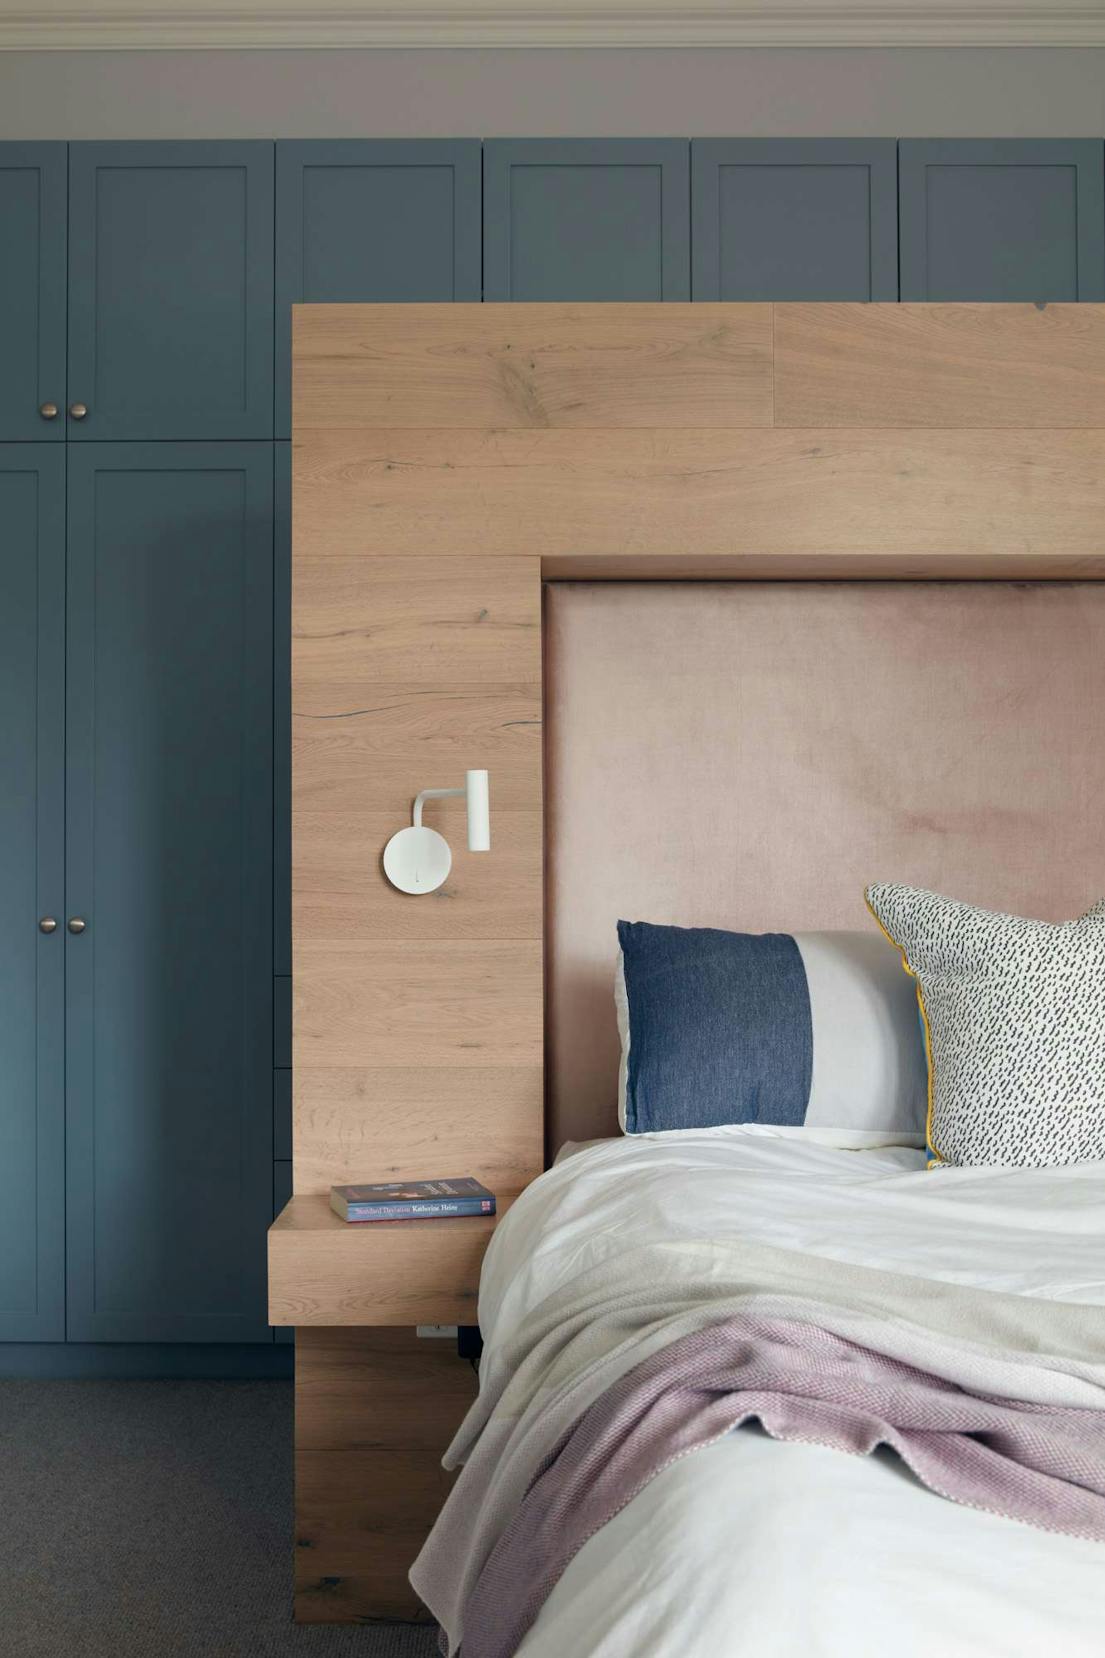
[291,301,1105,1204]
[545,580,1105,1146]
[286,301,1105,1625]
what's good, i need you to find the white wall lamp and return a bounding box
[382,770,490,895]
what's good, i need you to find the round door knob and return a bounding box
[38,917,58,934]
[39,402,59,420]
[67,917,87,934]
[68,402,88,421]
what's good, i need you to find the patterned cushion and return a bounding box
[865,883,1105,1169]
[615,919,927,1137]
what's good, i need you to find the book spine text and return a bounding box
[343,1198,495,1221]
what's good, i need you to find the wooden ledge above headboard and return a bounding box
[293,301,1105,577]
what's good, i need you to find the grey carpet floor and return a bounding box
[0,1380,441,1658]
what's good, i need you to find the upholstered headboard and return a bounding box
[545,580,1105,1149]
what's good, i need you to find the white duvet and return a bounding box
[469,1129,1105,1658]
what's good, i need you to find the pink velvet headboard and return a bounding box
[545,581,1105,1149]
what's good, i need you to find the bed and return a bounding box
[410,579,1105,1655]
[418,1128,1105,1656]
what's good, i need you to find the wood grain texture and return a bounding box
[295,940,543,1069]
[293,555,542,695]
[295,1328,477,1622]
[291,547,543,1204]
[271,1194,505,1324]
[775,304,1105,428]
[295,806,543,943]
[293,302,773,430]
[295,425,1105,565]
[293,689,542,785]
[293,1065,543,1197]
[292,557,543,952]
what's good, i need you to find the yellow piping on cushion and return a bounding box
[864,891,942,1168]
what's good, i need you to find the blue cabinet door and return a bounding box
[65,444,274,1343]
[899,140,1105,301]
[67,143,274,440]
[0,144,67,441]
[275,140,481,436]
[275,442,291,978]
[692,140,897,300]
[0,447,66,1342]
[483,139,690,301]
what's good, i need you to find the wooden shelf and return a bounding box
[268,1193,509,1327]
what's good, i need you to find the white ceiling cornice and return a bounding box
[2,1,1105,52]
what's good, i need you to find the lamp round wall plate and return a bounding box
[383,825,452,895]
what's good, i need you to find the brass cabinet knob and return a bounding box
[68,402,88,421]
[39,402,59,420]
[67,917,87,934]
[38,917,58,934]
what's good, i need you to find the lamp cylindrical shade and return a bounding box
[465,769,490,851]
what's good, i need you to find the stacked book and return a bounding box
[329,1176,496,1224]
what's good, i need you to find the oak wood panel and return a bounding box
[775,303,1105,428]
[291,1070,536,1213]
[271,1194,505,1324]
[296,940,543,1070]
[293,555,542,693]
[294,1065,543,1196]
[292,302,773,430]
[295,426,1105,564]
[291,542,544,1208]
[295,1328,477,1622]
[293,687,542,782]
[292,560,543,950]
[296,1325,477,1449]
[295,806,543,942]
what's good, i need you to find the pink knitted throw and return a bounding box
[456,1314,1105,1658]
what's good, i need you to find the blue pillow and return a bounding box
[616,919,927,1138]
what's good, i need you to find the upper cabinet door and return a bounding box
[483,139,690,301]
[275,139,481,437]
[692,140,898,301]
[67,142,274,440]
[899,140,1105,301]
[65,443,274,1343]
[0,144,66,441]
[0,446,65,1341]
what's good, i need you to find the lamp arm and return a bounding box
[412,786,464,829]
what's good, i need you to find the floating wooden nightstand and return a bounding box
[268,1193,510,1327]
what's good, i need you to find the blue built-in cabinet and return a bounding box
[483,140,691,300]
[0,146,67,441]
[275,141,481,436]
[899,140,1105,301]
[274,443,292,982]
[0,446,66,1342]
[2,134,1105,1368]
[64,444,274,1344]
[692,140,898,300]
[67,143,275,440]
[0,139,283,1362]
